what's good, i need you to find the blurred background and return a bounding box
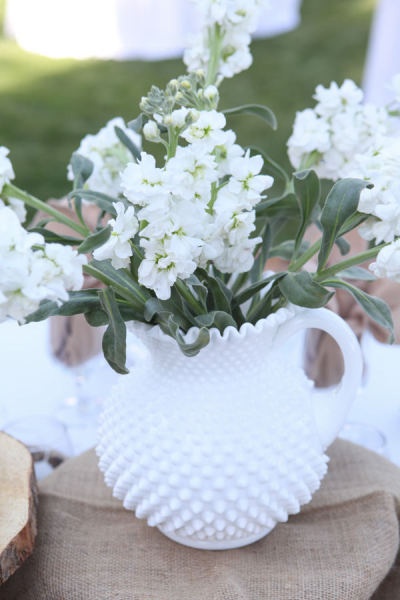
[0,0,377,201]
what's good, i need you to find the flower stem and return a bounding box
[205,24,223,87]
[315,244,387,281]
[175,279,206,315]
[3,183,90,237]
[166,128,179,160]
[288,239,321,271]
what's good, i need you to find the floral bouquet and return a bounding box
[1,0,400,374]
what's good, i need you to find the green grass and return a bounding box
[0,0,377,199]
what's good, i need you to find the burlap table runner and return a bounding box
[0,439,399,600]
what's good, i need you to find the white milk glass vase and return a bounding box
[96,305,362,550]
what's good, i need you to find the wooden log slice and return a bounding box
[0,432,38,585]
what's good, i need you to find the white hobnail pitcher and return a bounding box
[96,305,362,550]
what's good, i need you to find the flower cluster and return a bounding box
[355,137,400,244]
[184,0,270,83]
[287,79,390,180]
[95,108,272,299]
[0,204,86,323]
[67,117,141,197]
[370,240,400,283]
[287,76,400,286]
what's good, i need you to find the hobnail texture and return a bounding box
[96,306,362,549]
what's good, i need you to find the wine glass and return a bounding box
[2,414,74,479]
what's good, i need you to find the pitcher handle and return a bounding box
[274,307,363,449]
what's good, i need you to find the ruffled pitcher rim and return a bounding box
[128,303,302,346]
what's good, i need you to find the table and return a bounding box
[0,439,398,599]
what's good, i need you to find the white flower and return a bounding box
[67,117,141,197]
[214,233,260,273]
[314,79,364,118]
[181,110,227,149]
[165,145,218,200]
[287,79,391,179]
[142,120,160,141]
[218,30,253,79]
[226,151,273,205]
[287,109,331,170]
[354,137,400,243]
[93,202,138,269]
[212,129,244,176]
[138,236,199,299]
[0,206,86,323]
[164,107,193,129]
[0,197,26,223]
[23,244,86,303]
[370,240,400,282]
[0,146,15,192]
[184,0,269,81]
[121,152,167,206]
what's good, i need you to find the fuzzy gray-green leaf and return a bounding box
[318,178,370,271]
[78,225,112,254]
[279,271,333,308]
[99,287,129,374]
[323,278,394,341]
[223,104,277,130]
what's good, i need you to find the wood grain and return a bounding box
[0,432,37,585]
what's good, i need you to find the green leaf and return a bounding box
[279,271,334,308]
[194,311,237,331]
[336,266,376,281]
[84,259,150,308]
[68,189,118,216]
[77,225,112,254]
[245,284,283,323]
[268,240,309,261]
[223,104,277,130]
[143,297,172,322]
[114,125,141,161]
[84,308,108,326]
[246,147,289,183]
[234,272,285,305]
[162,316,210,357]
[185,274,209,311]
[250,223,271,283]
[99,287,129,374]
[338,211,368,237]
[196,270,232,313]
[28,228,82,246]
[318,178,370,271]
[334,236,350,256]
[85,304,144,327]
[26,290,102,322]
[256,192,299,220]
[293,169,321,253]
[322,278,394,341]
[70,153,93,188]
[128,114,148,134]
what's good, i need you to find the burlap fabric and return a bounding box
[0,440,399,599]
